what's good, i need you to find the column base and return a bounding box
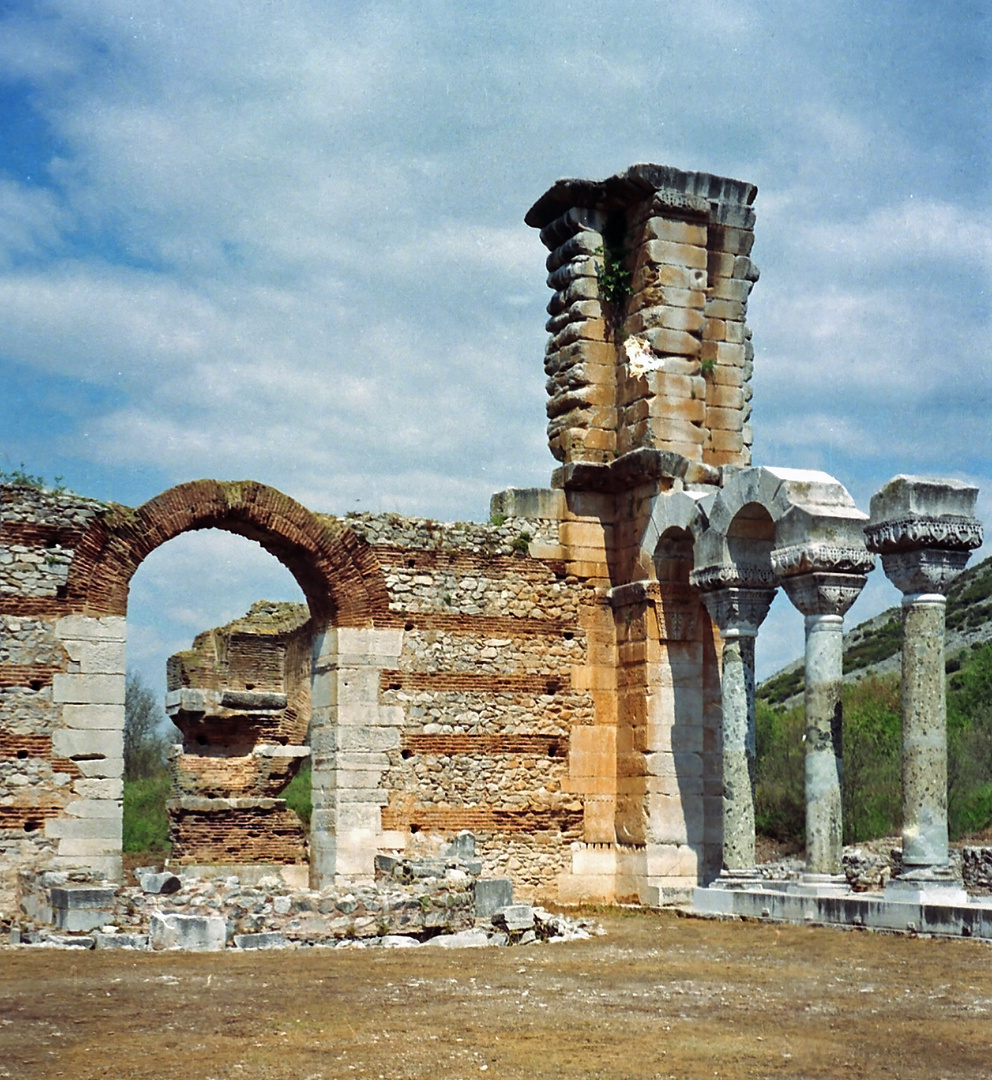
[885,866,969,905]
[787,873,849,897]
[710,868,766,890]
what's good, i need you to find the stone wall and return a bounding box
[0,488,122,915]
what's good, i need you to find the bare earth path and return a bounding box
[2,912,990,1080]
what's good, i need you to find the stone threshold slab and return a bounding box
[692,884,992,939]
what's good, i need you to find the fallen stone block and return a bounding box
[27,933,95,949]
[94,932,149,950]
[50,886,116,932]
[233,932,289,950]
[423,928,490,949]
[139,872,182,895]
[493,905,535,933]
[380,934,421,948]
[474,878,513,917]
[150,912,227,951]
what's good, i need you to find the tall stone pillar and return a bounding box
[772,521,874,887]
[865,476,982,897]
[777,570,870,883]
[696,575,775,878]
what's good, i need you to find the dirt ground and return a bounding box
[2,911,991,1080]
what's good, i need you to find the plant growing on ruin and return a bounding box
[0,463,65,492]
[700,358,716,376]
[510,531,532,555]
[595,244,631,307]
[490,511,507,527]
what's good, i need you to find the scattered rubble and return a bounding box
[3,842,602,951]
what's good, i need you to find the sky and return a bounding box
[1,0,990,700]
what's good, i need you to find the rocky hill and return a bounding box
[758,554,992,708]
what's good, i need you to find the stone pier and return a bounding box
[697,581,775,877]
[866,476,983,898]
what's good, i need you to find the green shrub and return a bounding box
[840,676,901,842]
[755,701,805,843]
[123,774,171,853]
[282,766,312,829]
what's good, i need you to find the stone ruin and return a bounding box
[1,163,988,938]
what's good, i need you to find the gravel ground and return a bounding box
[2,910,991,1080]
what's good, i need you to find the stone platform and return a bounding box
[693,882,992,940]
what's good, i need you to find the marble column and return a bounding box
[698,581,776,878]
[866,477,983,895]
[779,571,869,884]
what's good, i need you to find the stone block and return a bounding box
[423,928,490,948]
[701,340,745,366]
[642,239,707,269]
[94,932,148,950]
[641,327,701,357]
[55,615,126,642]
[52,674,125,706]
[73,756,124,780]
[72,777,124,800]
[706,251,737,278]
[493,905,535,932]
[45,816,122,841]
[709,365,744,387]
[706,406,744,432]
[52,728,123,760]
[632,262,707,293]
[556,872,615,905]
[150,913,227,951]
[868,475,980,525]
[706,384,744,410]
[644,842,702,878]
[51,855,122,880]
[61,704,125,731]
[709,430,745,454]
[641,218,707,247]
[234,932,289,949]
[50,886,116,932]
[65,798,121,819]
[139,872,182,895]
[489,488,566,521]
[709,278,752,302]
[704,298,745,321]
[60,639,127,675]
[474,877,514,917]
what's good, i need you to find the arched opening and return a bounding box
[58,479,395,887]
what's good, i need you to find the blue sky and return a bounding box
[1,1,990,697]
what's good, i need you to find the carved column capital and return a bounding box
[878,548,972,598]
[780,571,868,618]
[866,477,982,598]
[700,586,775,636]
[771,542,875,579]
[864,515,983,556]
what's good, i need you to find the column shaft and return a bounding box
[721,630,756,871]
[803,614,844,876]
[901,594,949,870]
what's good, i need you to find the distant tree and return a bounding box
[124,672,171,781]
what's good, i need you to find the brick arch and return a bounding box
[64,479,390,624]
